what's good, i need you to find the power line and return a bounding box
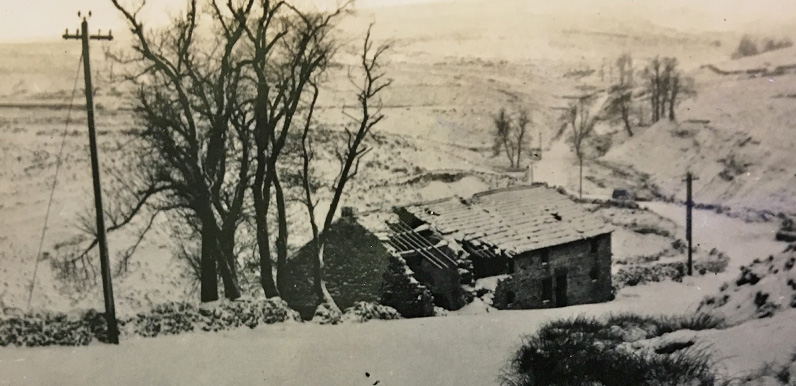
[27,52,84,310]
[64,14,120,344]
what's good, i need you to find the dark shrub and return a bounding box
[0,298,302,347]
[0,310,95,347]
[311,302,342,325]
[500,315,723,386]
[343,301,401,323]
[732,35,758,59]
[492,276,516,310]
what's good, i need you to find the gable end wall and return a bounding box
[500,233,613,309]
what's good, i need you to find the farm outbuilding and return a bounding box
[393,185,614,310]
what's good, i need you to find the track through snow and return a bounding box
[643,202,783,272]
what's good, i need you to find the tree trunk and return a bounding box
[669,85,678,121]
[503,138,515,169]
[649,83,655,123]
[669,100,676,121]
[217,249,241,300]
[622,106,633,137]
[199,206,241,301]
[579,156,583,198]
[313,236,335,306]
[274,172,289,296]
[199,225,219,302]
[516,129,524,169]
[218,233,241,300]
[253,150,279,298]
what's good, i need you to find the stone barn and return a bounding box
[395,185,614,310]
[282,210,391,319]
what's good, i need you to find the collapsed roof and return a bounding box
[400,185,613,257]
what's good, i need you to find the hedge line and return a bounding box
[0,298,301,347]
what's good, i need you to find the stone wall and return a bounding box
[494,234,613,309]
[380,255,435,318]
[405,255,466,311]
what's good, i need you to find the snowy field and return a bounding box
[2,0,796,384]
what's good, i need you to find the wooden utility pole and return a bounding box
[684,171,699,276]
[63,12,119,344]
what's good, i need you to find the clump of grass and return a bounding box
[500,314,726,386]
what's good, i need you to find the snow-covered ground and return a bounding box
[643,202,782,272]
[2,0,796,384]
[2,204,791,385]
[0,289,733,386]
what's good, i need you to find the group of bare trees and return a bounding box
[491,108,530,170]
[561,53,696,197]
[604,53,695,138]
[615,53,634,88]
[78,0,392,312]
[643,56,693,123]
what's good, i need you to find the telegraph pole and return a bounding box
[684,171,699,276]
[63,12,119,344]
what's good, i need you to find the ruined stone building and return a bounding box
[285,184,614,318]
[392,185,614,310]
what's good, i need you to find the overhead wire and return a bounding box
[26,52,84,309]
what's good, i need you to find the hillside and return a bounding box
[603,46,796,215]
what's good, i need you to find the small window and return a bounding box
[541,277,553,303]
[540,249,549,265]
[590,238,599,253]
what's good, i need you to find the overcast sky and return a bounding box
[2,0,795,43]
[1,0,174,42]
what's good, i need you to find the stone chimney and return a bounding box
[341,206,357,219]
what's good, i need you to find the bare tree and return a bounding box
[491,107,530,169]
[565,97,597,198]
[515,109,529,168]
[300,25,392,310]
[643,56,662,123]
[240,3,345,298]
[106,0,259,301]
[642,55,694,123]
[668,70,696,121]
[616,53,633,87]
[605,85,633,137]
[92,0,385,306]
[659,57,678,119]
[492,108,514,168]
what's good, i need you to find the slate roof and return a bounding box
[402,185,612,257]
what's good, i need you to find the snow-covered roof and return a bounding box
[402,185,613,256]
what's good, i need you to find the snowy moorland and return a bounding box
[2,0,796,385]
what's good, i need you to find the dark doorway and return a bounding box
[541,277,553,305]
[555,271,568,307]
